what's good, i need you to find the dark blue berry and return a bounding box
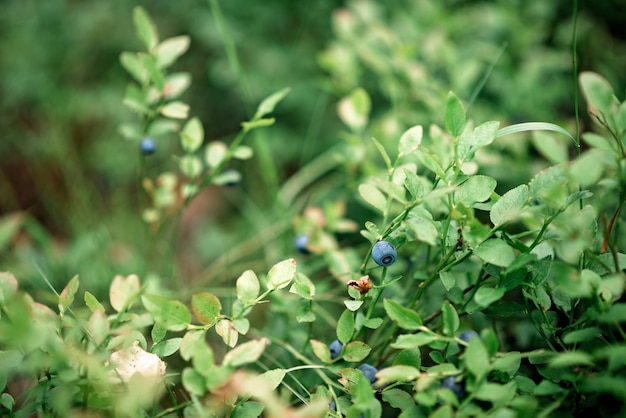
[140,137,156,155]
[459,330,479,344]
[329,400,336,411]
[371,240,396,266]
[294,234,311,255]
[329,339,343,360]
[442,376,465,400]
[357,363,378,385]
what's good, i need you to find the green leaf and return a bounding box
[444,92,466,137]
[441,301,459,336]
[398,125,423,157]
[164,72,191,99]
[344,300,364,311]
[549,351,593,368]
[382,388,416,411]
[474,286,506,308]
[182,367,205,397]
[223,338,269,367]
[376,365,421,385]
[232,145,254,160]
[133,6,159,51]
[254,87,291,119]
[404,169,426,200]
[151,338,182,357]
[455,175,497,207]
[363,317,384,329]
[474,239,515,267]
[161,101,189,119]
[232,401,265,418]
[393,349,421,368]
[155,35,190,69]
[151,322,167,345]
[296,305,315,323]
[475,382,516,403]
[439,271,456,292]
[120,52,148,83]
[191,340,215,374]
[178,155,203,178]
[84,291,105,313]
[391,333,440,349]
[258,369,286,390]
[489,184,529,226]
[457,120,500,162]
[337,310,355,344]
[310,339,332,363]
[464,336,490,380]
[191,292,221,327]
[562,327,601,345]
[599,303,626,323]
[59,275,80,315]
[266,258,296,290]
[371,137,393,172]
[0,272,18,308]
[87,310,109,345]
[570,149,607,188]
[232,318,250,334]
[139,53,165,91]
[212,169,242,186]
[383,299,422,330]
[359,183,387,213]
[181,117,204,154]
[205,141,228,169]
[0,393,14,412]
[237,270,260,305]
[534,380,565,396]
[492,352,521,376]
[531,130,569,164]
[337,87,370,131]
[496,122,575,143]
[180,330,206,361]
[241,118,275,132]
[343,341,372,362]
[289,273,315,300]
[579,71,616,116]
[142,294,191,332]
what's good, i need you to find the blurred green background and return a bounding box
[1,0,624,299]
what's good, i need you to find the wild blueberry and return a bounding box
[459,330,479,344]
[357,363,378,385]
[329,339,343,360]
[139,137,156,155]
[294,234,311,255]
[329,400,336,411]
[371,240,396,267]
[442,376,465,400]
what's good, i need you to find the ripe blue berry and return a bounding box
[442,376,465,400]
[459,330,479,344]
[357,363,378,385]
[294,234,311,255]
[139,137,156,155]
[371,240,396,266]
[329,339,343,360]
[329,400,336,411]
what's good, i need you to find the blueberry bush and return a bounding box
[2,1,626,417]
